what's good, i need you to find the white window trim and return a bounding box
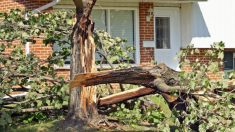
[55,6,140,69]
[154,7,181,51]
[153,7,181,71]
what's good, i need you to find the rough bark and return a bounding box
[69,0,97,121]
[70,63,188,93]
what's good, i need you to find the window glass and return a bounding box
[92,9,107,31]
[92,9,107,61]
[53,42,70,64]
[110,10,135,60]
[110,10,135,47]
[55,9,136,65]
[155,17,170,49]
[224,51,234,70]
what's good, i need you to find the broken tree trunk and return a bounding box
[69,0,97,121]
[70,63,188,93]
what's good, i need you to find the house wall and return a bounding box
[180,0,235,79]
[0,0,53,60]
[139,2,155,64]
[0,0,56,74]
[0,0,229,81]
[0,0,52,12]
[181,48,223,80]
[181,0,235,48]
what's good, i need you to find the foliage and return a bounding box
[143,95,171,126]
[110,101,143,125]
[94,30,135,69]
[1,9,234,132]
[110,42,235,131]
[0,9,135,129]
[109,96,166,127]
[176,42,235,131]
[0,9,73,129]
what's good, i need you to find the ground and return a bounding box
[7,118,160,132]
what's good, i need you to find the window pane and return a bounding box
[155,17,170,49]
[110,10,135,61]
[92,9,107,31]
[92,9,107,62]
[53,43,70,64]
[224,51,234,70]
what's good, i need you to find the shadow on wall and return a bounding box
[181,2,211,47]
[191,3,210,38]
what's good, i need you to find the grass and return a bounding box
[7,119,61,132]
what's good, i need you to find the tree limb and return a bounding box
[70,64,188,93]
[98,87,156,106]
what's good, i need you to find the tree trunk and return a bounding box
[69,0,97,121]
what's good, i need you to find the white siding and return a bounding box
[181,0,235,48]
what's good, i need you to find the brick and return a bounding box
[139,2,154,64]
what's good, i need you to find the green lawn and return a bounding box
[7,120,61,132]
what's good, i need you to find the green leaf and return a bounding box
[218,51,224,60]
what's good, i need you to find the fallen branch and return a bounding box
[98,87,179,106]
[70,64,188,93]
[21,106,56,113]
[98,87,156,106]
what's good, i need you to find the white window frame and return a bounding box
[153,7,181,71]
[55,7,140,69]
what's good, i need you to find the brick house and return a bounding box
[1,0,235,80]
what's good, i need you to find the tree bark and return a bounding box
[70,63,189,93]
[69,0,97,121]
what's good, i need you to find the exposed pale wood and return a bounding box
[98,87,155,106]
[98,87,179,106]
[69,0,98,120]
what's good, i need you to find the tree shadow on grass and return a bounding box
[57,119,99,132]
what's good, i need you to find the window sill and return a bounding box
[54,65,70,70]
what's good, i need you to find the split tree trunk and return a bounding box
[70,63,188,93]
[69,0,97,121]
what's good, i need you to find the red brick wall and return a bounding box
[0,0,53,60]
[181,48,223,80]
[57,69,70,80]
[0,0,72,81]
[0,0,52,12]
[30,39,53,60]
[139,2,154,64]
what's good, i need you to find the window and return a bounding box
[54,8,137,66]
[92,9,135,47]
[224,51,235,70]
[92,9,107,31]
[155,17,170,49]
[92,9,136,63]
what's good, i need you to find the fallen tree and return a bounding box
[70,63,188,93]
[70,63,235,107]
